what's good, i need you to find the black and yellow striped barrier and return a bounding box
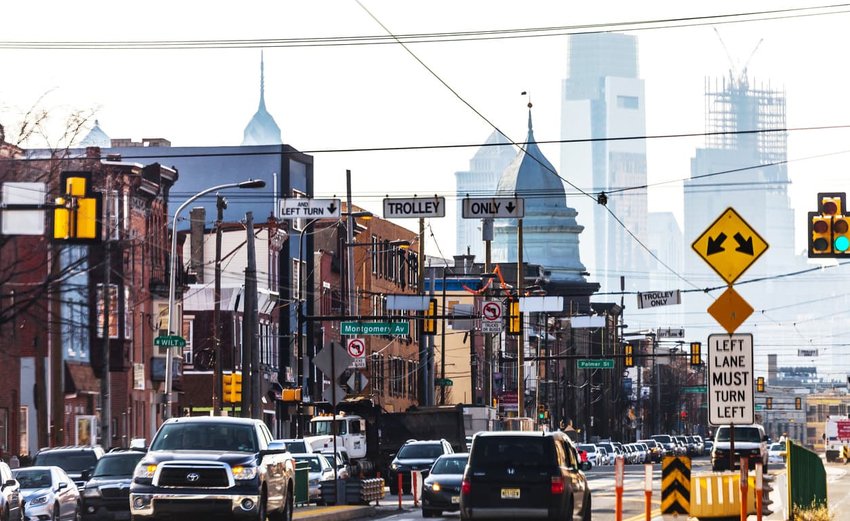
[661,456,691,515]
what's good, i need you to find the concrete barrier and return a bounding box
[689,472,757,519]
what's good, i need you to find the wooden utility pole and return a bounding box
[212,195,226,416]
[517,218,524,418]
[100,180,112,449]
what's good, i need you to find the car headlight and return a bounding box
[308,478,319,486]
[29,495,49,506]
[135,463,158,479]
[390,463,399,471]
[83,488,102,498]
[431,482,441,492]
[232,465,258,481]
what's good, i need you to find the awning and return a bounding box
[65,362,100,395]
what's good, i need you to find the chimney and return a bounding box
[189,207,206,284]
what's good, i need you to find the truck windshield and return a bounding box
[715,427,762,442]
[310,420,348,436]
[151,423,257,452]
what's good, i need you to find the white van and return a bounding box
[710,424,768,471]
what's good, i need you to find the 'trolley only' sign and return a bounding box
[637,290,681,309]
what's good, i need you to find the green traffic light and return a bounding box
[835,236,850,252]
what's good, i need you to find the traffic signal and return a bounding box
[506,297,522,336]
[422,298,438,335]
[223,372,242,403]
[766,397,773,409]
[756,376,765,392]
[624,343,634,368]
[537,404,546,420]
[808,192,850,258]
[795,397,802,410]
[53,171,102,244]
[282,388,302,402]
[690,342,701,366]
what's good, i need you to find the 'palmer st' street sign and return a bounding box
[383,197,446,218]
[707,333,754,426]
[577,359,615,369]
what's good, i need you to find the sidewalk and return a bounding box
[294,495,419,521]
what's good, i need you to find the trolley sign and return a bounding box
[481,301,503,333]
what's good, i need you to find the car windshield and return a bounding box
[150,423,257,452]
[397,444,443,459]
[34,452,97,472]
[13,469,52,489]
[308,420,348,436]
[770,443,783,451]
[295,456,326,472]
[431,456,468,475]
[578,444,596,452]
[472,437,552,467]
[282,440,307,453]
[653,435,672,444]
[716,427,762,442]
[92,453,145,477]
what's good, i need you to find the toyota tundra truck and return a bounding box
[130,416,294,521]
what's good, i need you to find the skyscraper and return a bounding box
[243,52,282,146]
[560,33,649,295]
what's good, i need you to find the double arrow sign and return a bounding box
[692,208,768,285]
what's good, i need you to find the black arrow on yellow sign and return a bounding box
[734,232,754,255]
[707,232,727,255]
[706,232,756,256]
[661,456,691,515]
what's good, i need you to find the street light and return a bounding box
[163,178,266,421]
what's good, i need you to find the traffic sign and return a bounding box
[435,378,454,386]
[707,287,754,334]
[346,338,366,358]
[279,198,341,219]
[692,207,769,284]
[707,333,754,425]
[481,301,503,333]
[577,359,615,369]
[154,335,186,348]
[340,322,410,336]
[461,197,525,219]
[682,386,707,394]
[383,196,445,218]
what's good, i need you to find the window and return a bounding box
[293,259,303,301]
[97,284,119,338]
[371,235,378,275]
[182,316,194,365]
[19,405,28,456]
[617,95,639,109]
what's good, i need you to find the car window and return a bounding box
[716,427,762,442]
[35,452,98,472]
[150,423,257,452]
[13,469,52,489]
[93,453,145,477]
[430,456,468,474]
[397,444,444,459]
[472,437,552,467]
[284,441,308,453]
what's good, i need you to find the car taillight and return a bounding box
[550,476,565,495]
[461,479,471,495]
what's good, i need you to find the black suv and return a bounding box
[388,439,454,494]
[460,431,591,521]
[33,446,105,488]
[81,449,146,521]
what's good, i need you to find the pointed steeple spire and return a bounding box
[242,50,282,146]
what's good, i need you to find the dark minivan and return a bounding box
[460,431,591,521]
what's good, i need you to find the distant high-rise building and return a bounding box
[455,130,515,259]
[242,52,282,146]
[560,33,649,296]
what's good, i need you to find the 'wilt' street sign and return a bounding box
[154,335,186,348]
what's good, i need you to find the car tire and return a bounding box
[52,504,59,521]
[422,508,434,518]
[254,491,267,521]
[582,492,592,521]
[75,502,82,521]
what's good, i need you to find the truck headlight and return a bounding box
[135,464,158,479]
[83,488,102,498]
[390,463,399,471]
[232,465,258,480]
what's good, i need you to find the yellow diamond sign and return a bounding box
[692,208,769,284]
[707,287,754,334]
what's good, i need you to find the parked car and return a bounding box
[421,453,468,518]
[460,431,591,521]
[292,453,335,503]
[318,450,351,480]
[577,444,603,467]
[388,439,454,494]
[0,462,22,521]
[12,466,78,521]
[576,447,592,470]
[650,435,677,457]
[80,449,146,521]
[32,446,105,489]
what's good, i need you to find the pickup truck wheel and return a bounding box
[255,492,267,521]
[268,487,293,521]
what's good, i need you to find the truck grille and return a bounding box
[156,463,230,488]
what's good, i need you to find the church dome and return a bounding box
[80,120,111,148]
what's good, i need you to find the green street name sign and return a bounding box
[341,322,410,336]
[154,335,186,348]
[577,359,614,369]
[435,378,454,386]
[682,386,707,394]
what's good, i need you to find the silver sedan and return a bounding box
[12,466,80,521]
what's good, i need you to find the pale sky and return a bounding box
[3,0,850,259]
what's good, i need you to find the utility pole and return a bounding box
[100,180,112,449]
[242,212,261,419]
[516,218,524,418]
[482,218,493,408]
[212,195,226,416]
[417,217,428,406]
[49,248,63,447]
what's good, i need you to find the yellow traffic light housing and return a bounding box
[506,297,522,336]
[624,343,634,368]
[223,372,242,403]
[756,376,765,392]
[282,388,302,402]
[795,396,802,410]
[422,298,438,335]
[766,397,773,409]
[52,171,102,244]
[809,192,850,258]
[690,342,701,366]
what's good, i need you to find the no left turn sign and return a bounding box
[347,338,366,358]
[482,301,503,333]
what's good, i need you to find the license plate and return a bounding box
[501,488,520,499]
[451,496,460,504]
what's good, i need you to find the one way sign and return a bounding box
[280,198,341,219]
[691,207,768,284]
